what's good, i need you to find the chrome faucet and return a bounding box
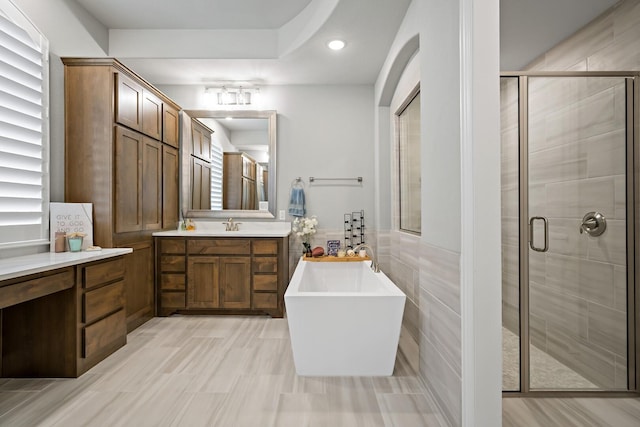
[353,244,380,273]
[223,218,241,231]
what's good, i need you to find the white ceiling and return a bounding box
[70,0,620,86]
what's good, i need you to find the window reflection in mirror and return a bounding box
[396,86,421,234]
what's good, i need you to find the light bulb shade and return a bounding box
[213,86,257,105]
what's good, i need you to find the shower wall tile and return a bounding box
[403,298,420,342]
[547,218,589,258]
[587,219,626,266]
[528,250,546,286]
[536,88,619,151]
[529,313,548,351]
[419,330,461,427]
[528,184,547,215]
[530,282,589,341]
[614,175,626,220]
[589,16,640,71]
[587,302,627,358]
[529,142,587,186]
[501,187,519,218]
[545,254,615,308]
[586,130,626,179]
[545,326,617,388]
[615,355,629,389]
[534,11,614,70]
[545,177,615,219]
[420,287,462,374]
[502,216,519,248]
[420,243,461,316]
[614,265,627,312]
[502,244,520,334]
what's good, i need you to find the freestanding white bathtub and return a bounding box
[285,260,406,376]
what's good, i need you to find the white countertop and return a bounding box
[0,248,133,282]
[153,221,292,238]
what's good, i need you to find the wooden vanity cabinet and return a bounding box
[156,236,289,317]
[0,256,127,378]
[77,257,127,374]
[63,57,182,332]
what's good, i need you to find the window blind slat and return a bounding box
[0,4,47,246]
[0,75,41,104]
[0,119,42,146]
[210,141,223,210]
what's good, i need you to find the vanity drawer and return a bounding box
[161,273,186,290]
[83,257,125,290]
[83,280,125,324]
[0,268,74,309]
[188,239,251,255]
[253,292,277,309]
[160,239,185,254]
[161,292,186,308]
[253,257,278,273]
[83,309,126,358]
[252,240,278,255]
[160,255,185,272]
[253,274,278,291]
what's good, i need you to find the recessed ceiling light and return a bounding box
[327,39,346,50]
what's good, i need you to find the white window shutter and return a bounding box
[0,5,49,247]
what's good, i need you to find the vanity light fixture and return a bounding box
[206,85,258,106]
[327,39,346,50]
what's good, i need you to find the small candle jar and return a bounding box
[359,249,367,257]
[337,249,346,258]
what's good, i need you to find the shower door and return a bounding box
[501,73,636,393]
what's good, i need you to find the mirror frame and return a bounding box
[181,109,277,219]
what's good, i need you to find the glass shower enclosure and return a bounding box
[501,72,638,393]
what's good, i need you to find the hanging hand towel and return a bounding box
[288,186,306,217]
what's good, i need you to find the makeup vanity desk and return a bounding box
[0,248,131,378]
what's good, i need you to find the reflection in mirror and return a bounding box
[181,110,277,219]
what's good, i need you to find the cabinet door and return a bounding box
[191,157,211,210]
[220,257,251,309]
[162,145,179,229]
[143,137,162,230]
[191,157,202,210]
[192,123,203,159]
[201,130,211,162]
[115,73,142,132]
[162,104,179,148]
[122,240,154,332]
[187,256,220,308]
[142,89,162,140]
[114,126,143,233]
[200,161,211,210]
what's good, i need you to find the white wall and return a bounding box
[375,0,502,425]
[158,84,375,231]
[12,0,109,205]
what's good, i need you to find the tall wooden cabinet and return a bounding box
[63,58,181,332]
[223,152,257,210]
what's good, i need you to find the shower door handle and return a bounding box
[529,216,549,252]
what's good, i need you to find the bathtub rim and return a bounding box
[285,259,406,298]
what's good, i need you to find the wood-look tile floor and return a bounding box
[2,316,639,426]
[0,316,447,427]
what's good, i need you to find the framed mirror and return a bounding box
[181,109,277,219]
